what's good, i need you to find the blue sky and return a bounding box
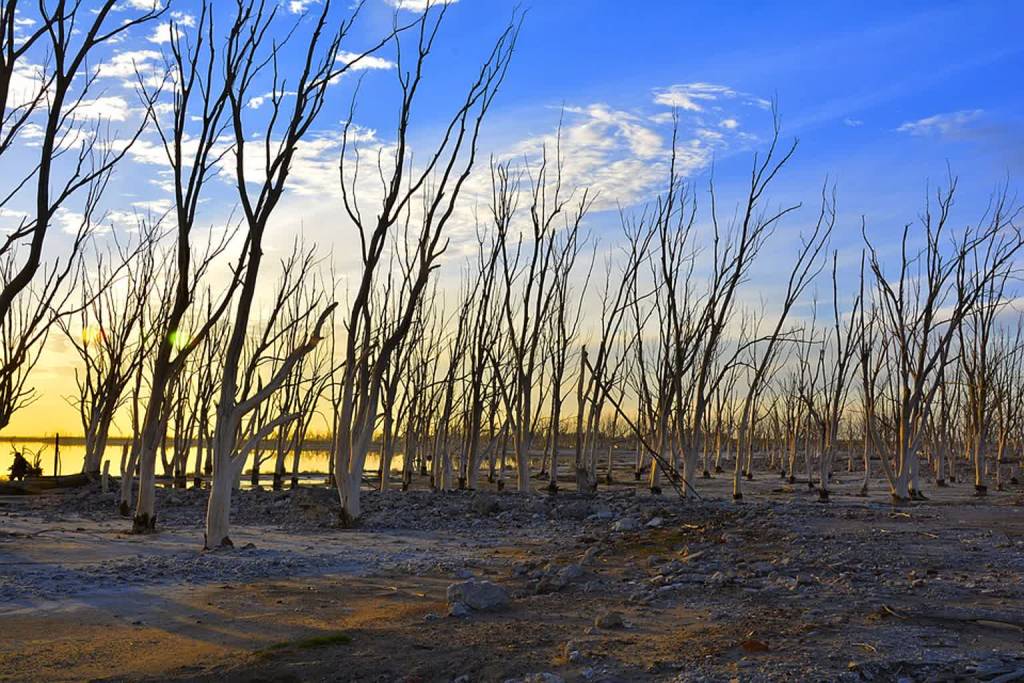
[7,0,1023,260]
[3,0,1023,434]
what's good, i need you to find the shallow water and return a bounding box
[0,439,400,480]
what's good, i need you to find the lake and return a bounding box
[0,438,402,483]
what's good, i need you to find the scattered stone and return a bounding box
[448,601,471,618]
[594,611,625,629]
[740,639,770,653]
[504,674,564,683]
[558,501,592,520]
[447,579,510,611]
[612,517,639,532]
[472,496,500,516]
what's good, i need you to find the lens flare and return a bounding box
[168,329,191,351]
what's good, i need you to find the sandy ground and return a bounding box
[1,467,1023,682]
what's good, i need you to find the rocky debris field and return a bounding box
[1,479,1023,681]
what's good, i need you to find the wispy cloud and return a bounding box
[896,109,983,138]
[653,83,769,112]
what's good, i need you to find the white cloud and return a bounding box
[170,11,196,27]
[843,118,863,127]
[496,104,708,213]
[147,15,194,44]
[653,83,736,111]
[896,110,983,138]
[7,61,46,110]
[0,207,30,232]
[117,0,163,10]
[239,127,379,200]
[719,118,739,129]
[75,96,132,122]
[288,0,316,13]
[336,51,396,71]
[124,136,174,165]
[247,90,297,110]
[147,24,171,44]
[54,208,86,235]
[653,83,769,112]
[384,0,458,11]
[95,49,162,79]
[131,198,174,214]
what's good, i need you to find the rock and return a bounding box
[536,563,587,593]
[580,547,600,566]
[594,611,625,629]
[558,563,585,583]
[558,501,592,520]
[505,674,564,683]
[562,639,583,663]
[447,579,510,611]
[706,571,731,587]
[472,495,500,516]
[739,638,770,653]
[512,561,535,577]
[612,517,639,532]
[646,516,664,528]
[448,601,471,618]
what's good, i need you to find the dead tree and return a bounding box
[60,225,161,474]
[863,179,1023,501]
[543,216,591,493]
[204,0,373,546]
[0,2,162,433]
[334,6,519,521]
[493,138,585,492]
[732,186,833,500]
[210,245,334,546]
[660,112,799,498]
[132,1,248,531]
[958,237,1013,495]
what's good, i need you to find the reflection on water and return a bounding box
[0,440,401,481]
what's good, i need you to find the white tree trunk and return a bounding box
[204,468,235,548]
[134,443,158,530]
[515,434,531,493]
[340,466,362,520]
[682,443,700,497]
